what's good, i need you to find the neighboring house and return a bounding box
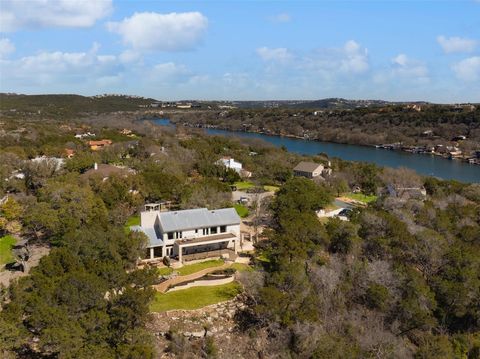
[81,163,135,181]
[386,185,427,200]
[65,149,75,158]
[31,156,65,171]
[448,150,463,159]
[131,206,241,262]
[217,157,243,172]
[352,185,362,193]
[88,139,112,150]
[9,170,25,180]
[0,195,8,205]
[74,132,95,139]
[293,161,326,178]
[216,157,252,178]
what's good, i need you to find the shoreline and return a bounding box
[155,119,479,166]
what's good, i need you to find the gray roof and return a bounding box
[293,161,324,173]
[158,208,240,233]
[130,225,163,247]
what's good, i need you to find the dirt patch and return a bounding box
[0,244,50,287]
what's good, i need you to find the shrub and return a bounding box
[365,283,390,311]
[163,256,171,267]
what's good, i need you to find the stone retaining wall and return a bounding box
[153,262,231,293]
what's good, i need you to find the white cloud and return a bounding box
[107,12,208,52]
[391,54,428,78]
[151,62,189,80]
[119,50,142,64]
[270,13,291,23]
[452,56,480,82]
[392,54,408,66]
[373,54,429,85]
[0,0,112,32]
[1,44,120,87]
[0,38,15,58]
[256,47,293,63]
[437,35,477,53]
[340,40,369,73]
[304,40,369,75]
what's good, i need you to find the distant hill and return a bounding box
[0,93,157,117]
[229,98,431,109]
[1,94,475,116]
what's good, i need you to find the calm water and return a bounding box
[152,118,480,183]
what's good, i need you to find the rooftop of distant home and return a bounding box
[293,161,324,173]
[81,163,134,179]
[88,139,112,146]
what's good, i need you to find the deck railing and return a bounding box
[181,249,236,262]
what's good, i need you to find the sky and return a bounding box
[0,0,479,102]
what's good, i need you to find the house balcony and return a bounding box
[174,233,238,262]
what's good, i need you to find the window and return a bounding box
[220,225,227,233]
[153,247,163,258]
[167,232,174,240]
[195,229,198,234]
[210,226,218,234]
[177,231,183,239]
[203,228,208,235]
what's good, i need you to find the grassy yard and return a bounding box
[124,215,140,234]
[234,204,249,218]
[234,181,255,190]
[150,282,242,312]
[263,185,280,192]
[256,254,271,263]
[176,259,224,276]
[0,235,16,269]
[157,267,174,276]
[230,262,254,272]
[345,192,377,204]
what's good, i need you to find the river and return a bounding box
[151,118,480,183]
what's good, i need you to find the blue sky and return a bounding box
[0,0,479,102]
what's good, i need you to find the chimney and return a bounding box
[94,162,98,170]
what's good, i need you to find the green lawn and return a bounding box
[345,192,377,204]
[256,254,271,263]
[234,204,249,218]
[176,259,224,276]
[234,181,255,190]
[124,215,140,234]
[157,267,174,276]
[230,262,254,272]
[150,282,242,312]
[0,235,16,269]
[263,185,280,192]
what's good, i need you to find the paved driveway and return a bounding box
[231,190,274,205]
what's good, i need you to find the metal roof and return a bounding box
[130,225,163,247]
[158,208,240,233]
[293,161,324,173]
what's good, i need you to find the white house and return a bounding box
[131,205,241,262]
[216,157,252,178]
[74,132,95,139]
[217,157,243,173]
